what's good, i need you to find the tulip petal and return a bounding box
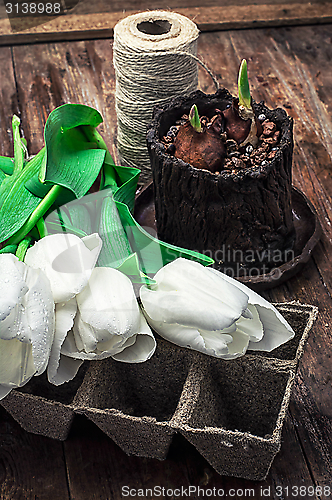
[247,304,295,351]
[47,299,77,385]
[144,313,236,358]
[24,267,55,374]
[63,314,127,360]
[50,355,83,386]
[234,304,264,342]
[76,267,141,338]
[24,233,102,303]
[62,299,155,364]
[0,258,55,397]
[61,329,123,360]
[111,313,156,363]
[73,311,100,353]
[0,338,35,389]
[61,330,80,356]
[1,267,54,352]
[0,254,28,322]
[207,268,295,351]
[0,306,24,341]
[72,311,130,355]
[0,385,13,400]
[242,307,254,319]
[10,300,32,344]
[140,259,249,332]
[198,329,235,356]
[224,328,250,358]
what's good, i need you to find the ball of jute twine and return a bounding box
[113,10,219,184]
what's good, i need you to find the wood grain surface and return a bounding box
[1,1,332,45]
[0,21,332,500]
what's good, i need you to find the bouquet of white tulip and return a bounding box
[0,234,295,399]
[0,104,295,401]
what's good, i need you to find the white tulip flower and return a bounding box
[24,232,156,385]
[140,258,295,360]
[47,267,156,385]
[0,254,54,399]
[24,232,103,303]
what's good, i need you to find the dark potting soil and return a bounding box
[162,113,281,175]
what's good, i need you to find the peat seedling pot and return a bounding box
[147,89,296,278]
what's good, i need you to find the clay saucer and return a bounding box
[134,182,321,291]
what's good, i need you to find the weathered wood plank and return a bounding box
[236,25,332,492]
[265,259,332,496]
[11,39,119,161]
[0,406,70,500]
[63,413,317,500]
[0,404,320,500]
[1,22,331,499]
[63,416,193,500]
[67,0,332,16]
[0,47,17,156]
[1,2,332,46]
[267,415,323,499]
[291,374,332,486]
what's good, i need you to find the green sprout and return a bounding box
[238,59,252,110]
[189,104,202,133]
[12,115,24,175]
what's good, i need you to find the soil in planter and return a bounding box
[162,108,280,178]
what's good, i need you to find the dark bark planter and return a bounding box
[134,182,321,291]
[146,89,296,277]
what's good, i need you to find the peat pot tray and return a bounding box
[0,302,318,481]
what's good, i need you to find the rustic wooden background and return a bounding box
[0,4,332,499]
[1,0,332,43]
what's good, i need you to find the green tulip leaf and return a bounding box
[97,193,132,268]
[44,188,132,269]
[12,115,25,175]
[0,244,17,254]
[0,149,45,243]
[0,170,6,185]
[44,169,214,283]
[0,156,15,176]
[116,253,156,285]
[40,104,106,198]
[189,104,202,133]
[1,103,214,280]
[238,59,251,109]
[45,205,89,238]
[2,104,109,245]
[115,197,213,276]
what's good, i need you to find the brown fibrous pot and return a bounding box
[146,89,296,276]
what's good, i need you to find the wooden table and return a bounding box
[0,4,332,499]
